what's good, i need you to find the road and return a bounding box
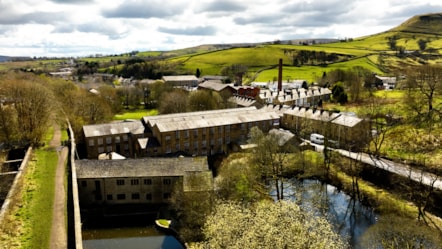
[312,143,442,191]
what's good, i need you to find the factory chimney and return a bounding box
[278,58,283,92]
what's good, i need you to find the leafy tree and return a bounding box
[220,64,248,85]
[418,39,428,51]
[0,73,53,146]
[215,154,264,203]
[360,215,442,249]
[158,89,188,114]
[404,65,442,131]
[248,127,298,201]
[193,200,347,249]
[331,83,348,104]
[187,90,220,112]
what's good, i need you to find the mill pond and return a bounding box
[82,178,376,249]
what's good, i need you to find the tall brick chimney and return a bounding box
[278,58,283,92]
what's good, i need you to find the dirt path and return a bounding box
[49,123,68,249]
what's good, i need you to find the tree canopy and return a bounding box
[191,200,347,249]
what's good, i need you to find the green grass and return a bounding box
[114,109,158,120]
[20,149,58,248]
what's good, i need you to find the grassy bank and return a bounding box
[0,130,59,248]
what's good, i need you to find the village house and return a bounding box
[375,76,397,89]
[259,87,331,106]
[162,75,199,88]
[76,156,212,207]
[82,120,145,159]
[281,106,369,148]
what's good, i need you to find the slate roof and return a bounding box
[83,120,145,138]
[162,75,198,82]
[198,81,234,92]
[283,106,363,127]
[76,156,209,179]
[143,107,280,133]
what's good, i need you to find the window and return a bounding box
[225,125,230,133]
[117,194,126,200]
[123,135,128,141]
[95,194,102,201]
[175,131,180,139]
[81,181,87,187]
[184,130,189,138]
[163,193,171,199]
[193,129,198,137]
[132,193,140,200]
[146,193,152,200]
[144,179,152,185]
[175,143,180,151]
[88,139,94,146]
[163,178,171,185]
[218,138,223,145]
[98,147,104,153]
[241,123,246,130]
[97,138,103,145]
[106,145,112,152]
[165,135,171,141]
[115,136,120,143]
[226,136,230,143]
[131,179,139,185]
[116,179,125,185]
[106,137,112,144]
[193,141,198,150]
[202,140,207,149]
[107,194,113,200]
[218,126,223,133]
[210,127,215,134]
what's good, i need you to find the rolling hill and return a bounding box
[165,12,442,83]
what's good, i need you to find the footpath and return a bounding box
[49,124,68,249]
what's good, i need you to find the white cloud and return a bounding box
[0,0,440,57]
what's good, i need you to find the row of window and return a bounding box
[97,192,171,201]
[116,178,171,186]
[81,178,172,188]
[88,135,129,146]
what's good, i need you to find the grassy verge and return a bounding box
[0,129,59,248]
[21,150,58,248]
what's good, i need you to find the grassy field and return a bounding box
[114,109,158,120]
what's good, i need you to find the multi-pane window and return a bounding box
[88,139,94,146]
[132,193,140,200]
[131,179,139,185]
[97,138,103,145]
[163,193,171,199]
[163,178,171,185]
[106,137,112,144]
[146,193,152,200]
[175,131,180,139]
[115,136,120,143]
[116,179,125,185]
[117,194,126,200]
[144,179,152,185]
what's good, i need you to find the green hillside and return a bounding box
[170,13,442,83]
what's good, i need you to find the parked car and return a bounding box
[310,133,324,145]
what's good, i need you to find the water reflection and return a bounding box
[270,179,377,249]
[82,216,184,249]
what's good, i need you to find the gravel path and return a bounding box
[49,124,68,249]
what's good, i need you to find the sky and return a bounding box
[0,0,441,57]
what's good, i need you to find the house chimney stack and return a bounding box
[278,58,283,92]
